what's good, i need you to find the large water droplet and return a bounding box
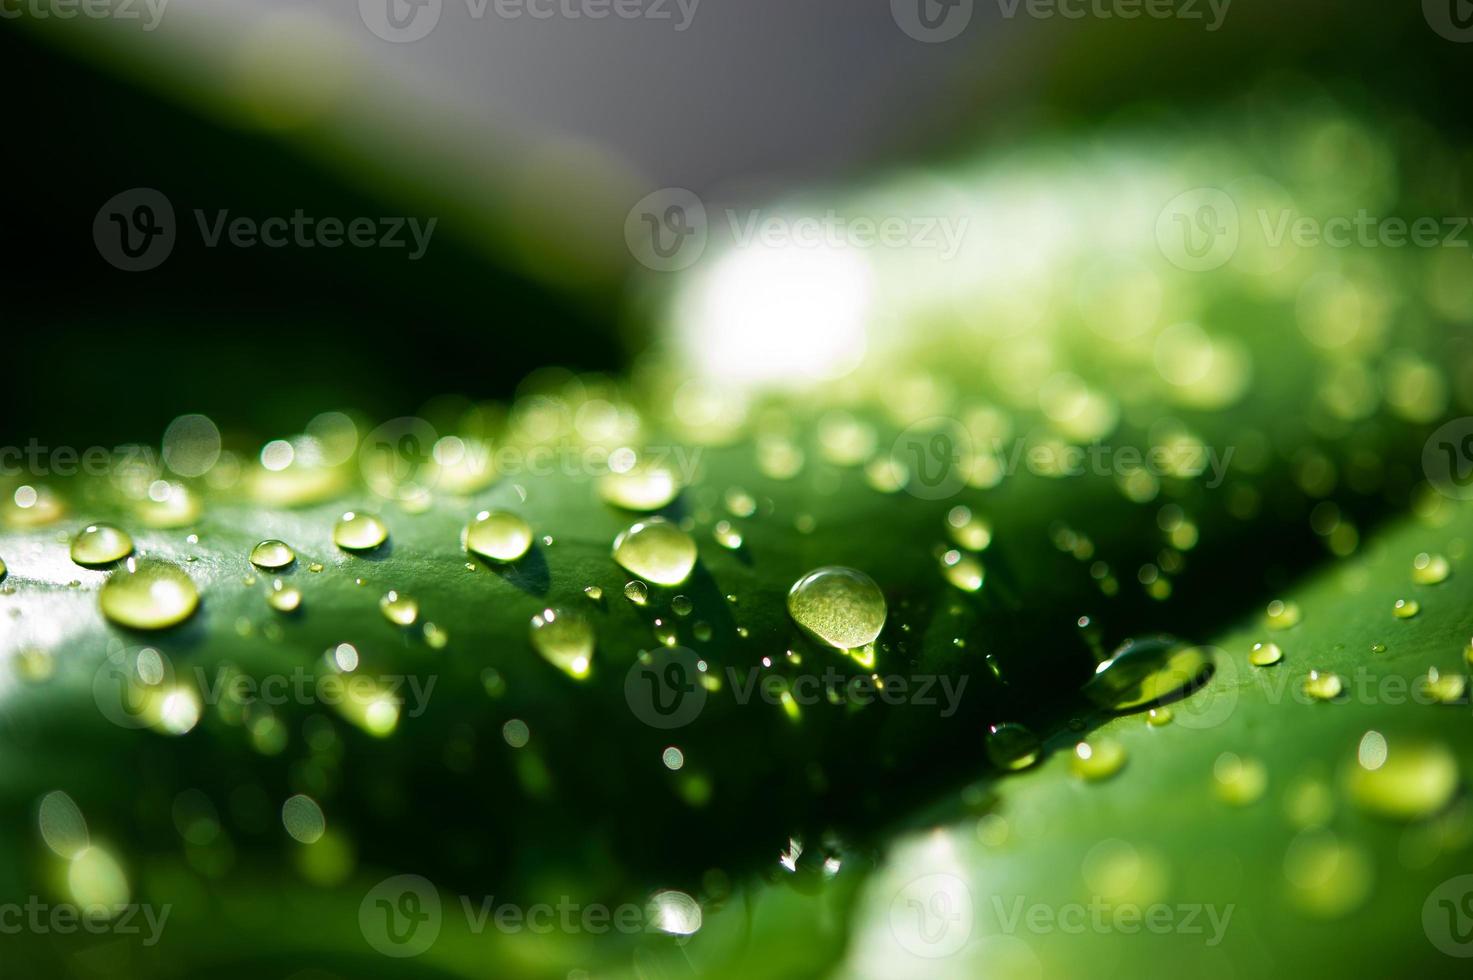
[99,558,199,629]
[1302,670,1343,701]
[71,524,134,567]
[786,566,886,651]
[1213,752,1267,805]
[380,590,419,626]
[530,607,594,679]
[0,555,7,583]
[1071,739,1126,781]
[599,462,680,511]
[332,511,387,551]
[1265,599,1300,630]
[939,549,984,592]
[1412,552,1450,585]
[1393,598,1420,619]
[1345,734,1457,820]
[1249,641,1283,666]
[986,722,1041,771]
[464,510,532,562]
[612,518,697,586]
[1082,636,1212,712]
[946,506,992,551]
[1419,667,1466,704]
[250,539,296,570]
[267,579,302,613]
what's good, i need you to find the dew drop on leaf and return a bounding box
[786,566,887,651]
[71,523,134,567]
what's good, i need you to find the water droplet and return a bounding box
[653,619,679,647]
[137,481,201,528]
[1265,599,1301,630]
[662,746,685,770]
[599,462,680,511]
[1418,667,1466,704]
[712,520,744,550]
[946,506,992,551]
[70,524,134,567]
[502,718,530,747]
[379,590,418,626]
[786,566,887,651]
[647,889,702,936]
[5,484,64,527]
[99,558,199,629]
[939,549,984,592]
[1302,670,1343,701]
[724,487,757,518]
[281,794,326,844]
[0,556,6,583]
[1146,706,1173,726]
[422,622,449,649]
[1412,552,1450,585]
[249,539,295,570]
[1071,739,1126,781]
[612,518,698,586]
[308,562,324,573]
[1393,598,1420,619]
[464,510,532,562]
[1083,636,1212,712]
[693,621,713,642]
[1371,642,1387,654]
[1345,735,1457,820]
[1213,753,1267,805]
[267,579,302,613]
[333,511,387,551]
[624,580,649,605]
[1250,641,1283,666]
[1283,831,1371,918]
[530,607,594,679]
[985,722,1041,771]
[672,595,693,616]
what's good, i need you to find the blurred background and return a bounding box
[4,0,1469,446]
